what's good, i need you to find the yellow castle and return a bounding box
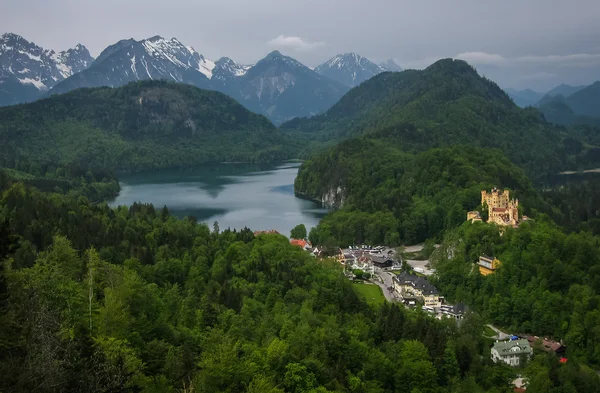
[467,188,520,227]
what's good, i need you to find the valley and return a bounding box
[1,26,600,393]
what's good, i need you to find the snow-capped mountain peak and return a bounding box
[260,50,305,69]
[314,52,384,87]
[0,32,94,104]
[47,34,223,97]
[136,35,216,78]
[212,57,251,80]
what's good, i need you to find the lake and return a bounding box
[109,162,328,237]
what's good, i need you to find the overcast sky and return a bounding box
[3,0,600,91]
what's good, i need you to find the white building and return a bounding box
[491,339,532,367]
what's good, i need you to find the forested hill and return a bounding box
[0,80,295,173]
[282,59,599,179]
[297,143,541,245]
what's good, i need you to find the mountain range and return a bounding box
[0,33,400,124]
[505,83,588,109]
[0,33,93,105]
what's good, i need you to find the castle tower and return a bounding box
[472,188,521,227]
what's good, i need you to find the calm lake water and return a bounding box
[109,162,328,237]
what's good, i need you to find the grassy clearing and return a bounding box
[352,282,385,307]
[483,325,497,337]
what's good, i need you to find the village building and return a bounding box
[478,255,502,275]
[343,252,357,265]
[491,339,532,367]
[335,248,346,264]
[290,238,312,250]
[439,303,467,321]
[525,336,567,357]
[393,272,444,308]
[370,255,394,268]
[467,188,521,227]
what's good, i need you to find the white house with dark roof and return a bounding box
[491,339,532,366]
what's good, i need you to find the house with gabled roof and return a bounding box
[491,339,532,366]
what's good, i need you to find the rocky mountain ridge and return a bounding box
[0,33,93,105]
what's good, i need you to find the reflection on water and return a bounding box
[109,162,328,236]
[548,168,600,187]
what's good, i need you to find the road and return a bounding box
[487,324,510,340]
[372,268,400,302]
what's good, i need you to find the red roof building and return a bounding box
[290,239,310,248]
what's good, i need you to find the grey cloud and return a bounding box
[267,35,325,52]
[455,52,600,69]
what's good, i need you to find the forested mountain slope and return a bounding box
[0,80,295,173]
[283,59,598,178]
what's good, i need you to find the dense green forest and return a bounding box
[0,165,120,202]
[5,181,592,392]
[283,59,600,180]
[432,218,600,367]
[0,80,297,173]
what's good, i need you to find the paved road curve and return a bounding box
[372,268,400,302]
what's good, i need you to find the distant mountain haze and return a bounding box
[379,59,403,72]
[504,88,545,108]
[233,50,349,124]
[537,81,600,125]
[544,83,586,98]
